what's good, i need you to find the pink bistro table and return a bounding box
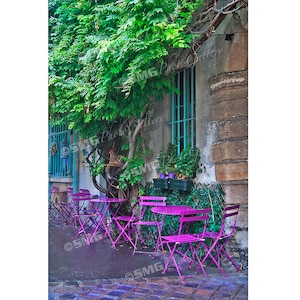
[151,205,197,216]
[89,197,126,246]
[151,205,197,253]
[151,205,209,283]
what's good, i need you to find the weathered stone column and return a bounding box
[209,70,248,268]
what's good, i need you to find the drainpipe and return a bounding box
[72,131,79,193]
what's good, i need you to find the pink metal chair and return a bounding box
[160,208,211,284]
[132,196,167,256]
[49,186,74,224]
[69,192,98,245]
[66,188,91,225]
[111,201,140,249]
[88,197,126,246]
[198,204,241,276]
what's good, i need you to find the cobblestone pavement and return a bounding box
[49,223,248,299]
[49,269,248,300]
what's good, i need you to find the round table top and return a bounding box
[151,205,197,215]
[90,197,127,203]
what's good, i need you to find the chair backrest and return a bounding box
[79,188,90,194]
[67,187,90,194]
[67,188,90,202]
[139,196,167,206]
[220,204,240,238]
[138,196,167,220]
[71,192,92,201]
[70,192,92,213]
[178,208,211,237]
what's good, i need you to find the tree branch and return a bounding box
[122,117,145,171]
[165,0,248,75]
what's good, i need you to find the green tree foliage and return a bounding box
[49,0,204,197]
[49,0,203,138]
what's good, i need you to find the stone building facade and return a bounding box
[49,4,248,269]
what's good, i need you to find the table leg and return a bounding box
[152,213,165,257]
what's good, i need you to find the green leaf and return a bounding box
[84,113,92,123]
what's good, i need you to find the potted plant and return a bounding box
[154,144,202,190]
[156,146,168,178]
[165,143,178,178]
[154,143,178,189]
[153,146,168,188]
[170,146,201,191]
[176,146,201,179]
[155,143,177,177]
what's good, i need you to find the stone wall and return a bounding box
[209,70,248,268]
[143,9,249,268]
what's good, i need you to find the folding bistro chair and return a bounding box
[66,188,91,226]
[88,197,126,246]
[160,208,211,284]
[70,192,99,245]
[132,196,167,256]
[111,200,140,249]
[199,204,241,276]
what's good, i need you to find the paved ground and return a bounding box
[49,222,248,299]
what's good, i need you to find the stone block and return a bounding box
[224,32,248,72]
[209,70,248,95]
[233,230,248,250]
[215,162,248,182]
[223,184,248,205]
[237,208,248,229]
[211,139,248,163]
[219,118,248,140]
[210,98,248,122]
[211,86,248,103]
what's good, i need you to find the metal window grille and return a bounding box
[170,67,196,154]
[48,124,73,178]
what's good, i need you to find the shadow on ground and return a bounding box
[49,221,247,282]
[49,222,248,299]
[49,222,172,282]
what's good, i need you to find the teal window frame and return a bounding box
[48,124,73,178]
[170,67,196,154]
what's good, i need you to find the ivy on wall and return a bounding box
[138,182,225,248]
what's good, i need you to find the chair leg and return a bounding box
[112,220,135,249]
[132,226,144,254]
[153,224,164,258]
[132,225,150,255]
[191,243,207,277]
[200,240,227,276]
[175,243,208,278]
[132,226,139,255]
[162,243,186,284]
[73,215,95,246]
[217,242,242,271]
[132,225,161,258]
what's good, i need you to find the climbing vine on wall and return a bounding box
[139,182,225,248]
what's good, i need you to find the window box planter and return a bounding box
[169,178,193,191]
[153,178,169,189]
